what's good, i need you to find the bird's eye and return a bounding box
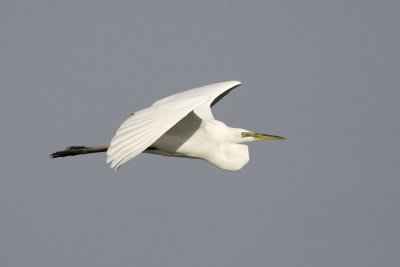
[241,132,245,137]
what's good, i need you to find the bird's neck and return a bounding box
[208,144,249,171]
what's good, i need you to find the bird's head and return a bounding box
[235,129,285,143]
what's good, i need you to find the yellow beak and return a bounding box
[243,132,285,140]
[254,133,285,140]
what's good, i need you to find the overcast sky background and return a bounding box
[1,1,399,266]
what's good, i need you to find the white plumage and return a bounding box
[106,81,284,171]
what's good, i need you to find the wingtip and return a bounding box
[223,80,241,87]
[108,157,122,171]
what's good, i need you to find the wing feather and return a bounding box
[107,123,159,154]
[107,96,209,169]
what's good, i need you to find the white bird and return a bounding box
[50,81,284,171]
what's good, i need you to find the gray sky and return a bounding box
[1,1,399,266]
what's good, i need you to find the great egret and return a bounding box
[50,81,284,171]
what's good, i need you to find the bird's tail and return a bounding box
[50,145,109,158]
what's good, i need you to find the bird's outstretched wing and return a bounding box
[106,81,241,169]
[107,96,209,169]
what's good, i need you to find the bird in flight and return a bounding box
[50,81,284,171]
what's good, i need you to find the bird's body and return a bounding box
[147,112,250,170]
[51,81,284,171]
